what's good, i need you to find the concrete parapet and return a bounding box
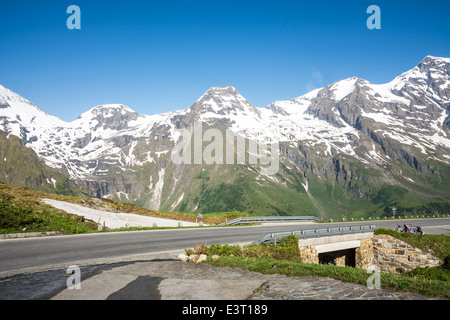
[298,232,373,247]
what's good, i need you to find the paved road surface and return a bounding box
[1,218,448,277]
[0,218,448,301]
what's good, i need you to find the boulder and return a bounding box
[177,253,189,262]
[188,254,199,263]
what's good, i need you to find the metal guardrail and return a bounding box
[250,225,375,245]
[217,216,320,226]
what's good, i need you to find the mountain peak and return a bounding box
[91,103,135,113]
[416,55,450,71]
[188,86,259,116]
[78,104,136,120]
[420,55,450,64]
[199,86,242,101]
[0,84,65,136]
[204,86,239,95]
[386,55,450,98]
[74,103,140,132]
[328,77,363,101]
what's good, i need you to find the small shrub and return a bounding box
[186,243,209,256]
[202,235,300,261]
[206,244,243,256]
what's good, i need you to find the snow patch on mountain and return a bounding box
[1,55,450,199]
[148,168,165,210]
[330,77,358,101]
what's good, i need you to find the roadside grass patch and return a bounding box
[201,233,450,299]
[187,235,301,261]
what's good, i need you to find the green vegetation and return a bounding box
[208,256,450,299]
[374,228,450,260]
[381,196,450,218]
[375,228,450,283]
[201,232,450,299]
[101,144,450,220]
[0,182,254,234]
[187,235,301,261]
[0,193,97,234]
[185,169,318,216]
[0,131,85,196]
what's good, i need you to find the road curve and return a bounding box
[1,218,449,277]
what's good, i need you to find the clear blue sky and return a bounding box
[1,0,449,121]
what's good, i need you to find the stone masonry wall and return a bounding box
[372,234,442,274]
[299,246,318,264]
[355,238,374,270]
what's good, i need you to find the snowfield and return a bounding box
[41,199,202,229]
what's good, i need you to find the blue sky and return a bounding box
[1,0,449,121]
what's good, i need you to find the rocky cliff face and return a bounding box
[0,56,449,218]
[0,131,83,195]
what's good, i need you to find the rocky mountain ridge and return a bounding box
[1,56,449,218]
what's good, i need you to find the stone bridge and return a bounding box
[298,229,373,269]
[297,228,442,274]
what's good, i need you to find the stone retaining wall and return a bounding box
[298,246,318,264]
[372,234,442,274]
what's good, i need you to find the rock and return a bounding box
[189,254,199,263]
[197,254,207,263]
[211,255,220,261]
[177,253,189,262]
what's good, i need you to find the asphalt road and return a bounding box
[1,218,449,277]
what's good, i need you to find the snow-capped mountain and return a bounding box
[1,56,449,218]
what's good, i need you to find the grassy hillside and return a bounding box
[0,131,86,196]
[0,182,98,234]
[0,182,253,234]
[168,158,450,220]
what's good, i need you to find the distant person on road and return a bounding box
[403,225,410,233]
[417,226,423,234]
